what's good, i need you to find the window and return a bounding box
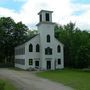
[58,59,61,65]
[15,47,25,55]
[36,44,40,52]
[29,44,33,52]
[15,59,25,65]
[45,47,52,55]
[46,13,49,21]
[40,14,42,22]
[57,45,61,53]
[29,59,33,65]
[45,48,48,54]
[47,35,50,42]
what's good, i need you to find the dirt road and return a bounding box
[0,68,73,90]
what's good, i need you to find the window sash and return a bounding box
[29,59,33,65]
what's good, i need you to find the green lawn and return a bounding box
[0,79,16,90]
[36,69,90,90]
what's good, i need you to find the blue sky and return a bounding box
[0,0,90,10]
[0,0,25,11]
[0,0,90,13]
[0,0,90,30]
[72,0,90,4]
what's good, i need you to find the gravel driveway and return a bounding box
[0,68,73,90]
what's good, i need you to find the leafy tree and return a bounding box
[27,30,38,39]
[55,22,90,68]
[0,17,29,66]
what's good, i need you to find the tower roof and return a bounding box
[38,10,53,15]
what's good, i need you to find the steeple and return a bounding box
[36,10,55,33]
[37,10,53,24]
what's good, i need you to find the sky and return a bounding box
[0,0,90,31]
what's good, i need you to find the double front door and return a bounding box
[35,61,39,67]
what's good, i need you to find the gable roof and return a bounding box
[15,34,39,48]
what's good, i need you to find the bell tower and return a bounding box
[38,10,53,23]
[36,10,55,70]
[36,10,55,33]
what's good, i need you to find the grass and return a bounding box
[0,79,16,90]
[36,69,90,90]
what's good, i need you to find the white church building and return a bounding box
[15,10,64,70]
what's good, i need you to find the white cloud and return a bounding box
[0,0,90,30]
[0,7,22,22]
[67,4,90,30]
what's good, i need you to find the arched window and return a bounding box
[29,44,33,52]
[57,45,61,53]
[36,44,40,52]
[45,47,52,55]
[47,35,50,42]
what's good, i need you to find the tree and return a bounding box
[0,17,28,66]
[13,22,28,46]
[55,22,90,68]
